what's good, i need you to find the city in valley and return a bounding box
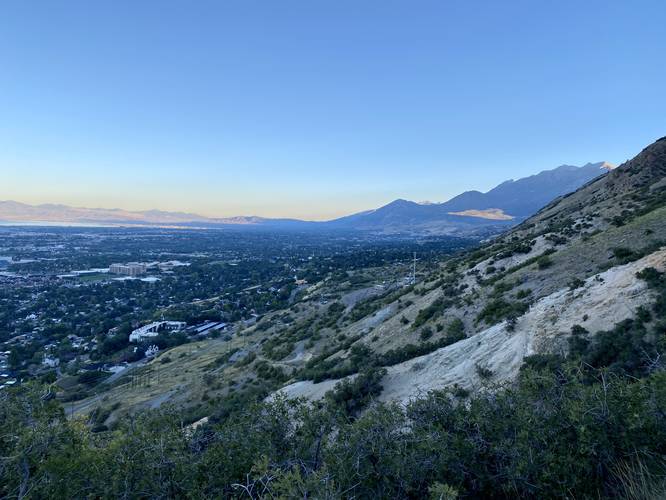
[0,225,469,402]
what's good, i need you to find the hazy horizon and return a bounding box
[2,1,665,219]
[2,159,618,222]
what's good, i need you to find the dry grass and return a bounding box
[70,335,250,418]
[612,455,666,500]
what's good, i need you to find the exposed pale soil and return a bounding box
[276,248,666,405]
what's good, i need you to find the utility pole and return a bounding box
[412,252,417,284]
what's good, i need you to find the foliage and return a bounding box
[612,246,636,263]
[381,320,466,367]
[476,298,528,326]
[324,367,386,417]
[569,266,666,379]
[481,248,556,286]
[6,269,666,497]
[254,360,288,383]
[445,318,465,340]
[420,326,433,341]
[569,277,585,290]
[537,254,553,269]
[474,363,493,379]
[3,356,666,499]
[413,296,450,328]
[298,341,371,383]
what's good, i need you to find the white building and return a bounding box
[144,345,160,358]
[110,263,147,277]
[43,355,60,368]
[129,321,186,343]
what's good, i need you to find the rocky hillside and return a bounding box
[274,137,665,402]
[71,137,665,422]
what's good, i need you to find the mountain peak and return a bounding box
[384,198,416,208]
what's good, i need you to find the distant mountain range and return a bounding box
[0,161,613,235]
[0,201,303,228]
[329,161,614,235]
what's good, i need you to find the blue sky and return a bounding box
[1,1,665,220]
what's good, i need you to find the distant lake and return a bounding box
[0,256,37,264]
[0,220,113,227]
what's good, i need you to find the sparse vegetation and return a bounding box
[568,277,585,290]
[474,363,494,379]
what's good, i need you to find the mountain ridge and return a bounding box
[0,161,612,235]
[325,161,612,234]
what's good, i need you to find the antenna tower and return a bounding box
[412,252,417,284]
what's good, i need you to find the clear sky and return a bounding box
[1,1,665,220]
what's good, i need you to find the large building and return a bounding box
[109,262,147,277]
[129,321,186,343]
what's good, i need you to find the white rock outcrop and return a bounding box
[276,248,666,405]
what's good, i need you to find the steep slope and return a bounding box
[514,139,665,233]
[279,249,665,403]
[274,136,666,403]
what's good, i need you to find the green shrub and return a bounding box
[475,363,493,379]
[520,354,565,373]
[236,351,256,367]
[476,299,528,326]
[254,360,288,382]
[420,327,433,341]
[324,367,387,417]
[446,318,465,341]
[451,384,470,398]
[413,297,451,328]
[612,247,635,263]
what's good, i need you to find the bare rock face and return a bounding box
[382,248,665,403]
